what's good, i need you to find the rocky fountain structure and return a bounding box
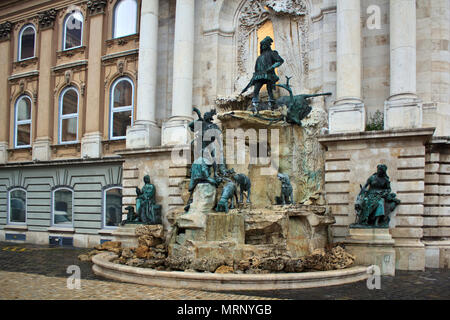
[89,37,370,290]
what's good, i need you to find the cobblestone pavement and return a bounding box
[0,242,274,300]
[0,242,449,300]
[224,268,450,300]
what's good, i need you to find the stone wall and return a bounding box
[417,0,450,137]
[319,128,435,271]
[361,0,389,118]
[119,148,173,231]
[423,137,450,268]
[0,159,124,247]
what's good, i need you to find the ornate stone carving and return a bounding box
[265,0,307,15]
[87,0,107,16]
[38,9,58,30]
[19,80,25,94]
[237,0,269,75]
[64,70,72,84]
[236,0,310,90]
[117,60,125,75]
[0,21,12,41]
[13,57,38,71]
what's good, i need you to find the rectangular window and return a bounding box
[110,78,134,140]
[9,189,26,224]
[16,124,31,146]
[105,188,123,227]
[53,189,73,225]
[112,110,131,138]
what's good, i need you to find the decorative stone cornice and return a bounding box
[0,21,12,42]
[87,0,107,16]
[38,9,58,30]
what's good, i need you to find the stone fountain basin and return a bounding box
[92,252,370,291]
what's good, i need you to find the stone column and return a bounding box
[33,11,57,161]
[328,0,365,133]
[385,0,422,130]
[126,0,161,149]
[161,0,195,146]
[0,22,12,164]
[81,6,106,158]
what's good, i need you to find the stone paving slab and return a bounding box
[0,271,276,300]
[0,242,274,300]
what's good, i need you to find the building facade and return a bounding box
[0,0,448,270]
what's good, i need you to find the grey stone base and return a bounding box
[344,228,396,276]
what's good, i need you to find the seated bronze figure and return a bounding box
[352,164,400,228]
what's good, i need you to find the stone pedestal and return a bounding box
[344,228,395,276]
[384,97,422,130]
[32,137,51,161]
[111,225,140,248]
[161,118,191,146]
[0,141,8,164]
[126,121,161,149]
[328,101,365,133]
[171,212,245,261]
[176,183,216,229]
[81,132,102,158]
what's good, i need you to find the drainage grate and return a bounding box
[5,233,26,241]
[49,236,73,247]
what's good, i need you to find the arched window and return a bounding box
[52,187,74,226]
[113,0,138,38]
[103,187,123,228]
[63,11,83,50]
[18,25,36,61]
[59,87,79,144]
[14,95,32,148]
[8,188,27,224]
[110,77,134,139]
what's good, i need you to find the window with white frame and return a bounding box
[113,0,137,39]
[110,77,134,139]
[63,11,83,50]
[59,87,79,143]
[18,24,36,61]
[52,188,74,226]
[104,187,123,227]
[8,188,27,224]
[14,95,32,148]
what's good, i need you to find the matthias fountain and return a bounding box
[89,36,382,290]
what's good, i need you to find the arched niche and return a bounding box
[216,0,313,96]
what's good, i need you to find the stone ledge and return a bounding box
[92,252,370,291]
[47,226,75,233]
[3,224,28,231]
[318,128,435,144]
